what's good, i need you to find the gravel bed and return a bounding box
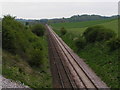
[0,75,32,90]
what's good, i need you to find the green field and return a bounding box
[51,19,119,88]
[51,19,118,35]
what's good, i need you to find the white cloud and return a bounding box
[0,0,119,2]
[1,2,118,19]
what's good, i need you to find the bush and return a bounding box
[31,24,45,36]
[2,15,34,55]
[107,38,120,50]
[29,49,43,67]
[60,27,67,35]
[2,15,24,53]
[83,25,116,43]
[75,36,86,51]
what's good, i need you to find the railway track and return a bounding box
[46,24,109,89]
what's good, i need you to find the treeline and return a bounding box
[17,14,118,24]
[48,15,117,24]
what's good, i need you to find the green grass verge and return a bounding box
[78,42,119,88]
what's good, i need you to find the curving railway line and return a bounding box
[46,24,109,89]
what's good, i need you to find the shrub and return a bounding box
[2,15,32,54]
[2,15,22,53]
[29,49,43,67]
[31,24,45,36]
[75,36,86,51]
[2,27,16,53]
[107,38,120,50]
[83,25,116,43]
[60,27,67,35]
[25,22,29,26]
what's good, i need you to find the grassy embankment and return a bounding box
[51,18,119,88]
[2,16,52,88]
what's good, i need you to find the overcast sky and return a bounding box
[0,1,119,19]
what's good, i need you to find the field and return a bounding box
[51,19,118,35]
[51,18,119,88]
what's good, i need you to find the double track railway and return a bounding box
[46,24,109,89]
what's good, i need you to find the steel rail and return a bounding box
[46,24,109,89]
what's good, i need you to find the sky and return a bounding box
[0,0,119,19]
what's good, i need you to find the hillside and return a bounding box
[51,19,119,88]
[2,15,52,88]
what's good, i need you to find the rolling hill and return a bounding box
[51,18,118,35]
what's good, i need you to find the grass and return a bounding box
[51,19,114,29]
[51,18,119,88]
[51,19,118,35]
[78,42,119,88]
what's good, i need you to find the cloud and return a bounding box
[1,2,118,19]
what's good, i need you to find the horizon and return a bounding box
[12,14,117,20]
[1,2,118,19]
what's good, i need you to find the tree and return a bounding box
[25,22,29,26]
[75,36,86,51]
[2,15,17,53]
[31,24,45,36]
[29,49,43,67]
[107,38,120,50]
[83,25,116,43]
[60,27,67,35]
